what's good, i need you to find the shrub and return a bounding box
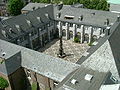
[32,82,37,90]
[0,77,9,89]
[74,37,80,43]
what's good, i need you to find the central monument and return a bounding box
[57,36,66,58]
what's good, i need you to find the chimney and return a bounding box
[117,15,120,22]
[106,18,109,26]
[32,7,35,10]
[105,26,110,36]
[78,15,83,21]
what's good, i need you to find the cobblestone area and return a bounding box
[39,39,90,63]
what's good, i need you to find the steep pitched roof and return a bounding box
[56,67,110,90]
[0,5,54,41]
[54,4,118,27]
[76,21,120,81]
[0,39,80,82]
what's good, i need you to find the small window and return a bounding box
[2,30,6,37]
[26,20,31,26]
[64,15,74,20]
[54,81,59,87]
[69,23,73,27]
[9,28,13,33]
[37,17,41,22]
[110,76,118,83]
[15,25,20,32]
[45,13,49,18]
[62,22,66,26]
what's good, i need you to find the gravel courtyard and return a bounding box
[39,39,90,63]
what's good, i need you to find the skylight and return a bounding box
[70,79,78,84]
[84,74,93,81]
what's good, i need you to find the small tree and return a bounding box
[7,0,24,16]
[0,77,9,90]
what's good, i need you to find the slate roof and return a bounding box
[54,4,118,27]
[0,4,54,41]
[110,4,120,13]
[21,3,118,28]
[56,67,110,90]
[55,16,120,90]
[21,3,49,11]
[0,39,80,82]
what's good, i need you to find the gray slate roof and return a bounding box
[110,4,120,13]
[0,4,54,41]
[21,3,49,11]
[21,3,118,27]
[56,67,110,90]
[54,5,118,27]
[0,39,80,82]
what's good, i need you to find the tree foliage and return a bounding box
[32,0,50,3]
[7,0,24,16]
[0,77,9,89]
[32,0,109,11]
[79,0,109,10]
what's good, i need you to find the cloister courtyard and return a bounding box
[39,39,90,63]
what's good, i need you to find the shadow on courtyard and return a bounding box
[38,38,59,52]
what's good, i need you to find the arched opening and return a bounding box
[62,29,66,37]
[92,35,97,42]
[84,33,89,43]
[69,31,73,39]
[77,32,81,40]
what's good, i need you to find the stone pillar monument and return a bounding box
[57,36,66,58]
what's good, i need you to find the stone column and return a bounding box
[88,27,93,43]
[80,25,85,43]
[66,22,69,40]
[40,34,43,47]
[98,28,102,35]
[73,24,77,41]
[29,33,33,49]
[58,21,62,37]
[48,30,51,42]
